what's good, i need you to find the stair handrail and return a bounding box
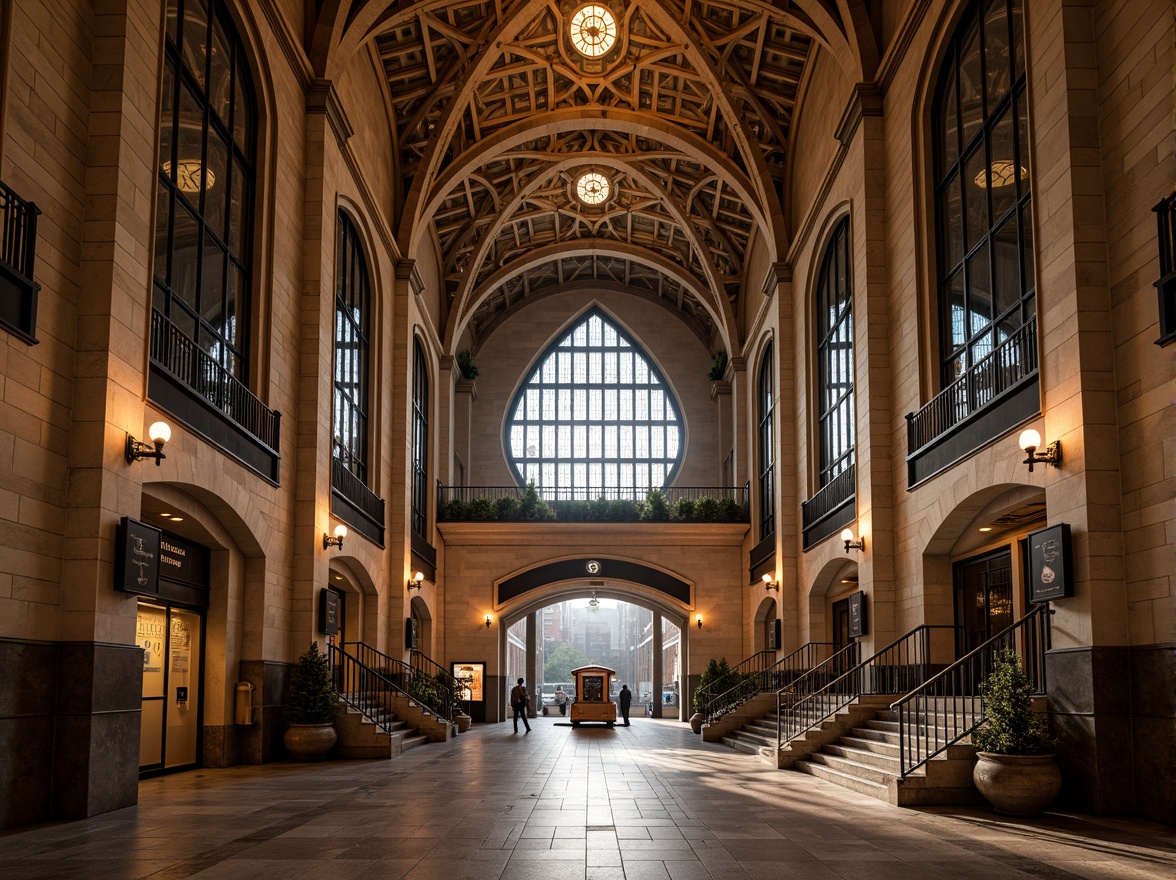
[703,642,834,724]
[328,643,408,732]
[411,648,460,722]
[342,641,452,723]
[774,641,861,750]
[775,625,960,752]
[694,649,775,713]
[892,604,1052,779]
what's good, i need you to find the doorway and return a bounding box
[137,602,204,775]
[832,597,850,651]
[953,548,1013,655]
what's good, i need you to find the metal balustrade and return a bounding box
[340,641,454,724]
[907,319,1038,454]
[0,180,42,340]
[437,484,749,522]
[892,604,1051,779]
[328,644,405,733]
[702,642,834,725]
[775,626,960,752]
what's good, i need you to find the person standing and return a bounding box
[618,684,632,726]
[555,686,568,716]
[510,678,531,733]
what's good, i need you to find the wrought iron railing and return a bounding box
[437,484,749,522]
[0,180,42,338]
[892,605,1052,779]
[907,318,1038,453]
[801,463,855,532]
[775,626,960,751]
[411,648,458,719]
[150,309,281,451]
[695,650,774,721]
[328,644,404,733]
[342,641,453,724]
[703,642,834,725]
[331,456,385,530]
[0,181,39,283]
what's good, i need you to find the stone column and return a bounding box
[526,612,539,717]
[651,613,664,719]
[453,377,477,485]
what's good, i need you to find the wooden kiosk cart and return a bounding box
[569,665,617,727]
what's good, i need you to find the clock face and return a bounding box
[585,560,601,574]
[164,160,215,194]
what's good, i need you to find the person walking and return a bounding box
[510,678,531,733]
[618,684,632,726]
[555,686,568,717]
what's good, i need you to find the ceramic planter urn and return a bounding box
[283,722,337,760]
[973,752,1062,816]
[455,712,472,733]
[689,712,704,734]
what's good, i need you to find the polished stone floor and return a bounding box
[2,716,1173,879]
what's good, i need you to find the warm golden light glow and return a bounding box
[576,171,610,205]
[974,160,1027,189]
[163,160,216,193]
[569,5,617,57]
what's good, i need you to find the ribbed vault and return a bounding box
[306,0,883,354]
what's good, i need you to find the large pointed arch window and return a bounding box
[411,339,429,537]
[506,308,683,497]
[333,212,370,482]
[757,344,775,540]
[816,219,854,486]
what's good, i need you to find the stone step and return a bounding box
[401,734,428,751]
[823,743,903,773]
[839,735,900,757]
[807,751,897,786]
[796,759,891,801]
[720,734,764,755]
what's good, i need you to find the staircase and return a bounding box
[335,694,429,759]
[789,702,982,806]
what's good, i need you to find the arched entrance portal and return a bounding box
[493,557,695,723]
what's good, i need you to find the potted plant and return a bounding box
[456,349,480,381]
[691,657,730,733]
[707,350,728,381]
[971,647,1061,816]
[282,641,339,760]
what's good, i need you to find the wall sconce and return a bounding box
[695,614,703,629]
[484,614,493,628]
[840,528,865,553]
[1019,429,1062,473]
[761,573,779,593]
[323,524,347,550]
[408,571,425,591]
[126,421,171,466]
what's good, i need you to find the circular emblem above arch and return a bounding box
[496,557,691,606]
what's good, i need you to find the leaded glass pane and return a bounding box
[505,308,684,495]
[815,219,856,488]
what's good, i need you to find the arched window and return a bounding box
[411,339,429,537]
[816,219,854,486]
[757,344,774,540]
[934,0,1033,401]
[153,0,255,381]
[505,308,683,497]
[333,213,370,483]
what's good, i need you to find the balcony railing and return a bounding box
[1154,193,1176,346]
[331,456,385,547]
[149,309,281,482]
[800,463,855,549]
[0,180,42,343]
[437,484,750,523]
[906,318,1039,486]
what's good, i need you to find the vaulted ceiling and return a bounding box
[308,0,882,354]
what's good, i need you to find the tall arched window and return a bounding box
[934,0,1033,402]
[411,339,429,537]
[505,308,683,496]
[154,0,255,380]
[816,219,854,486]
[757,344,775,540]
[333,213,370,483]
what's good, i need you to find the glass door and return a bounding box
[138,601,204,775]
[953,548,1013,656]
[832,598,850,651]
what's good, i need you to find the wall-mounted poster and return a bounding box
[847,591,867,638]
[319,589,340,636]
[116,517,161,596]
[1029,523,1073,602]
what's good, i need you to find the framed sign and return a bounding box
[1028,523,1072,602]
[451,662,485,702]
[847,591,867,638]
[115,517,161,596]
[405,616,419,650]
[319,589,341,636]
